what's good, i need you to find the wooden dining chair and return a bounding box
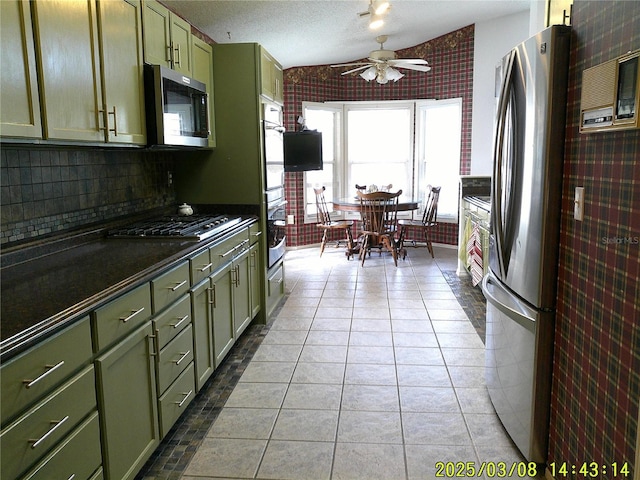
[397,185,441,258]
[314,186,355,258]
[356,189,402,266]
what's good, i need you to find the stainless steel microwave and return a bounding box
[144,64,210,147]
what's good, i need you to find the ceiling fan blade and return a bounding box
[388,58,429,65]
[393,63,432,72]
[341,64,374,75]
[330,62,370,68]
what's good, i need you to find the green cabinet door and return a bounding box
[97,0,146,145]
[233,250,252,338]
[32,0,104,142]
[191,279,215,390]
[95,321,159,480]
[191,35,216,147]
[169,13,192,75]
[142,0,172,68]
[249,241,262,319]
[0,0,42,138]
[211,265,234,367]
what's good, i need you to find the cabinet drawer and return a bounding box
[153,294,191,350]
[157,324,194,394]
[152,261,190,313]
[23,411,101,480]
[209,228,250,272]
[93,283,152,351]
[190,248,213,285]
[1,366,96,480]
[1,317,92,425]
[249,221,262,245]
[158,362,195,437]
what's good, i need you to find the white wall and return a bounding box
[470,10,530,174]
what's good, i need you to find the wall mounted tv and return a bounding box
[283,130,323,172]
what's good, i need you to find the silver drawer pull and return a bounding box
[120,307,145,323]
[29,415,69,449]
[171,315,189,329]
[198,262,213,272]
[175,350,191,366]
[169,280,187,291]
[23,361,65,389]
[252,231,262,237]
[175,390,193,407]
[68,475,76,480]
[220,246,236,258]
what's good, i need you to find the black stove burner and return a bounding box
[108,215,242,241]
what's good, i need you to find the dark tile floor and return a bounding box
[135,246,488,480]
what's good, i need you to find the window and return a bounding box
[303,99,461,224]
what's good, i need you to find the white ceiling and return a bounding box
[162,0,531,69]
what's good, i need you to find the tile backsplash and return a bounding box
[1,146,176,245]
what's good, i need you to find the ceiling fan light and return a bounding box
[386,67,404,81]
[376,69,389,84]
[369,14,384,29]
[372,0,390,15]
[360,66,377,81]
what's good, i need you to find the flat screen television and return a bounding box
[283,130,323,172]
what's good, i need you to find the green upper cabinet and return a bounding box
[191,35,216,148]
[0,0,42,139]
[32,0,104,142]
[32,0,146,145]
[142,0,192,76]
[260,47,284,105]
[97,0,146,145]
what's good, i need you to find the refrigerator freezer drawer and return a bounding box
[483,272,554,464]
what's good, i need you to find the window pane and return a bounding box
[418,100,462,219]
[346,107,412,195]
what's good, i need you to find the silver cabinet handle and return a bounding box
[175,390,193,407]
[252,231,262,237]
[29,415,69,449]
[170,315,189,329]
[175,351,191,366]
[220,246,236,258]
[198,262,213,272]
[23,361,65,389]
[207,286,216,306]
[68,475,76,480]
[120,307,145,323]
[169,280,187,291]
[107,106,117,135]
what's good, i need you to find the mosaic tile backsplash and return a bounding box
[0,146,177,246]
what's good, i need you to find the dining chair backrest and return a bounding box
[314,186,333,225]
[356,189,402,236]
[421,186,441,226]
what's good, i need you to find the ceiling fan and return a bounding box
[331,35,431,84]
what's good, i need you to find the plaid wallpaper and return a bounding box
[549,1,640,477]
[282,25,474,247]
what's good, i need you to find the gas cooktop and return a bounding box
[107,215,242,241]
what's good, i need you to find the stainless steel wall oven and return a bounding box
[263,103,286,267]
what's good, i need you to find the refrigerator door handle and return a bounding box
[492,50,516,278]
[482,273,536,333]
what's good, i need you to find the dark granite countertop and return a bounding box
[0,217,255,361]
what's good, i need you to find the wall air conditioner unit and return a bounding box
[580,49,639,133]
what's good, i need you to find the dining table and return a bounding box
[331,195,420,260]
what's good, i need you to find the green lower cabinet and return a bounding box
[95,321,159,480]
[232,250,252,338]
[249,241,262,320]
[23,412,102,480]
[158,363,195,437]
[191,278,215,390]
[212,265,234,367]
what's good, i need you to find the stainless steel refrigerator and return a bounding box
[483,25,571,464]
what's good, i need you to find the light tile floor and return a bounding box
[182,245,537,480]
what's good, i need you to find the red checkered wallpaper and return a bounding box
[282,25,474,247]
[549,1,640,476]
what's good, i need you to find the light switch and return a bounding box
[287,215,295,225]
[574,186,585,221]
